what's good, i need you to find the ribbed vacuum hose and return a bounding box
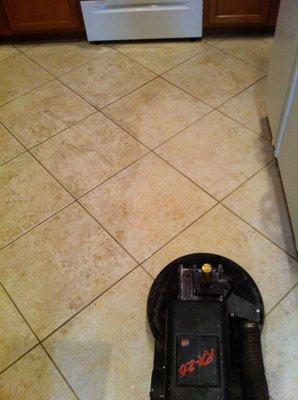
[240,321,269,400]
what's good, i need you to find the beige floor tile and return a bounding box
[27,41,111,76]
[156,111,273,200]
[32,112,148,197]
[219,78,271,138]
[0,287,37,372]
[44,267,153,400]
[60,51,156,109]
[0,203,136,338]
[80,153,215,262]
[117,40,207,74]
[0,54,51,105]
[216,36,273,71]
[0,123,24,165]
[0,44,19,62]
[163,47,265,107]
[143,205,298,312]
[224,162,297,257]
[0,153,72,249]
[263,286,298,400]
[0,346,76,400]
[103,78,211,148]
[0,80,95,148]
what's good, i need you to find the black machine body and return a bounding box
[147,253,269,400]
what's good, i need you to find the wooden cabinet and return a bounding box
[0,0,84,37]
[204,0,280,28]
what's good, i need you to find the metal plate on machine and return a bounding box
[176,335,220,387]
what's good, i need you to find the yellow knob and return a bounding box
[202,263,213,274]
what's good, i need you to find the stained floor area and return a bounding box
[0,36,297,400]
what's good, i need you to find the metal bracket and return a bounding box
[227,293,261,322]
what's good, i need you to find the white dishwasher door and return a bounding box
[80,0,203,41]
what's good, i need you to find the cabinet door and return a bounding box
[2,0,83,33]
[207,0,271,25]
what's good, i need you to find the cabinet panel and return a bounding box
[2,0,83,33]
[207,0,271,25]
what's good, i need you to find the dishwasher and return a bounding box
[80,0,203,41]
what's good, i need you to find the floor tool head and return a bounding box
[147,253,268,400]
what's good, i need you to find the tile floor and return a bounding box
[0,36,297,400]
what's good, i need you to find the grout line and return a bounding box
[77,200,140,265]
[0,342,40,375]
[24,48,162,113]
[219,159,275,203]
[156,45,209,76]
[221,203,298,262]
[1,282,39,341]
[1,282,80,400]
[152,149,219,202]
[216,108,272,142]
[40,264,140,342]
[211,41,268,73]
[97,110,152,150]
[138,202,219,266]
[1,283,81,398]
[265,283,297,317]
[39,344,81,400]
[95,74,159,110]
[58,72,158,110]
[51,48,114,78]
[0,201,76,252]
[28,109,98,151]
[26,46,113,79]
[162,65,266,111]
[215,75,267,110]
[76,150,151,199]
[0,50,22,63]
[160,74,215,109]
[100,73,213,113]
[150,108,214,151]
[114,41,209,76]
[0,77,56,108]
[106,46,159,75]
[0,149,28,168]
[140,264,155,280]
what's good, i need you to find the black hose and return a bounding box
[240,321,269,400]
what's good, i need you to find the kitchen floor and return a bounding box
[0,36,297,400]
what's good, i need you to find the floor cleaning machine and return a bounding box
[147,253,269,400]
